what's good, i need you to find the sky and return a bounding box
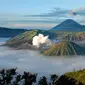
[0,0,85,29]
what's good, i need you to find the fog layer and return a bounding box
[0,38,85,76]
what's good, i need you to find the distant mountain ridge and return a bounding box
[52,19,85,31]
[0,27,27,37]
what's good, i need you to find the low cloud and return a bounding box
[25,8,70,17]
[0,44,85,76]
[0,7,85,29]
[69,7,85,16]
[6,23,56,29]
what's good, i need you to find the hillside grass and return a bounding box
[64,69,85,85]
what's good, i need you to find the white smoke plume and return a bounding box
[32,34,51,48]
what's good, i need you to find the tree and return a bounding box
[22,72,37,85]
[38,76,48,85]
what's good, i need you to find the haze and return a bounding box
[0,0,85,29]
[0,38,85,76]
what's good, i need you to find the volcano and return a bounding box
[42,41,85,56]
[4,30,56,49]
[52,19,85,31]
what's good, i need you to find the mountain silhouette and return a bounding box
[0,27,27,37]
[52,19,85,31]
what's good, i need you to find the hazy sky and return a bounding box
[0,0,85,29]
[0,0,85,14]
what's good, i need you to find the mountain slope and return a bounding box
[0,27,27,37]
[42,41,85,56]
[4,30,56,49]
[56,69,85,85]
[5,30,38,47]
[52,19,85,31]
[63,32,85,41]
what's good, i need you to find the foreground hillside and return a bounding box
[1,68,85,85]
[42,41,85,56]
[56,69,85,85]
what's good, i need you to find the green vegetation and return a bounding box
[65,69,85,85]
[1,68,85,85]
[0,68,37,85]
[42,41,85,56]
[55,69,85,85]
[38,76,48,85]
